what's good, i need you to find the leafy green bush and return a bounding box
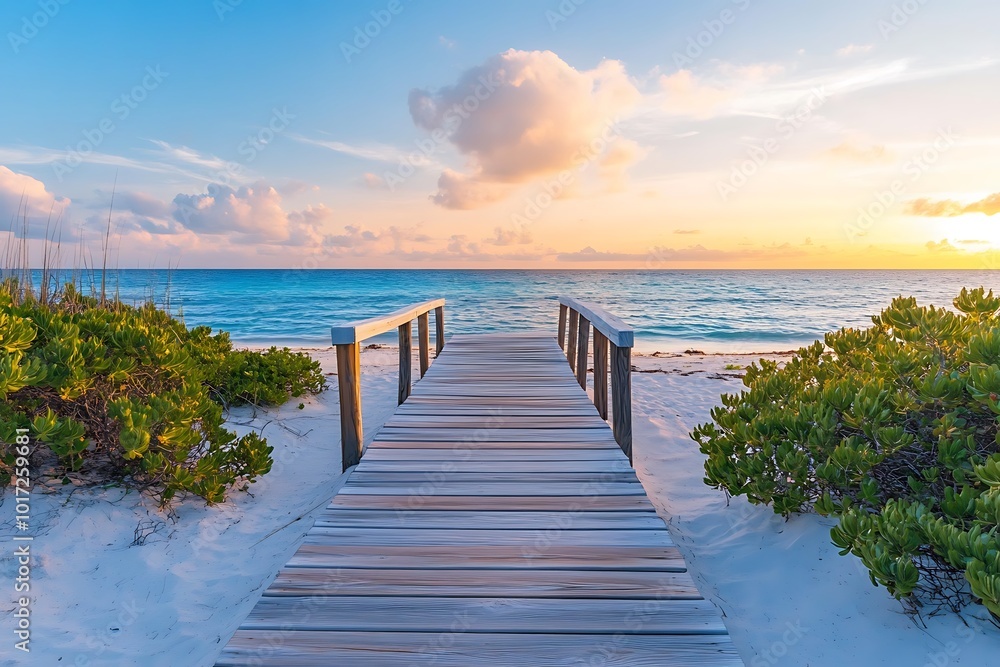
[693,288,1000,617]
[0,281,326,505]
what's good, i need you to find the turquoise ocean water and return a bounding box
[39,269,1000,354]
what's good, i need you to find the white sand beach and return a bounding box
[4,344,999,666]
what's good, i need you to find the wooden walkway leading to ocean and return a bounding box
[216,300,743,666]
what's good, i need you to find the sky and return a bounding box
[1,0,999,269]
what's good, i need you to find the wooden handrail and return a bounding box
[556,297,634,464]
[331,299,446,471]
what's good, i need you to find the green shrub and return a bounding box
[693,287,1000,617]
[0,280,326,505]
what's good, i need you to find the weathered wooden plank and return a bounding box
[303,527,672,547]
[611,342,633,463]
[314,509,664,530]
[345,471,640,485]
[265,568,702,599]
[576,315,591,389]
[240,597,728,635]
[337,482,647,497]
[398,321,412,405]
[217,632,744,667]
[354,459,634,473]
[593,329,609,420]
[358,447,629,462]
[567,309,579,373]
[417,311,430,378]
[328,495,656,512]
[434,304,445,356]
[286,544,684,571]
[373,428,620,443]
[330,298,445,344]
[383,415,610,429]
[558,296,635,348]
[558,303,568,351]
[335,342,363,471]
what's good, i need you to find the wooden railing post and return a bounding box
[332,298,445,470]
[335,342,363,470]
[576,316,590,389]
[398,321,412,404]
[593,330,609,420]
[611,343,632,463]
[557,304,568,351]
[417,312,430,378]
[567,309,579,372]
[434,305,445,357]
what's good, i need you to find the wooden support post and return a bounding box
[434,305,445,357]
[611,343,633,464]
[335,342,363,471]
[398,321,412,405]
[576,316,590,389]
[417,312,430,378]
[567,310,579,373]
[593,330,609,420]
[557,304,568,351]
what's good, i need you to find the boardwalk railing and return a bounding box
[330,299,445,471]
[557,296,634,462]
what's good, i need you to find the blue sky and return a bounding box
[1,0,999,267]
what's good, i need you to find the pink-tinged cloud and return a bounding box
[408,49,642,209]
[824,141,893,164]
[172,182,332,244]
[0,165,70,222]
[906,194,1000,217]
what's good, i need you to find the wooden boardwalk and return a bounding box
[216,333,742,666]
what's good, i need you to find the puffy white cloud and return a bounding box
[171,181,329,244]
[0,165,69,222]
[837,44,874,57]
[408,49,643,209]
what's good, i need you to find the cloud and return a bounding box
[659,64,784,118]
[291,135,431,166]
[926,239,959,253]
[659,70,734,119]
[438,36,456,49]
[361,172,386,189]
[171,181,333,244]
[837,44,874,57]
[906,193,1000,217]
[557,243,809,264]
[652,58,996,121]
[823,140,893,164]
[408,49,642,209]
[484,226,533,246]
[147,140,229,171]
[0,165,70,222]
[674,229,700,235]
